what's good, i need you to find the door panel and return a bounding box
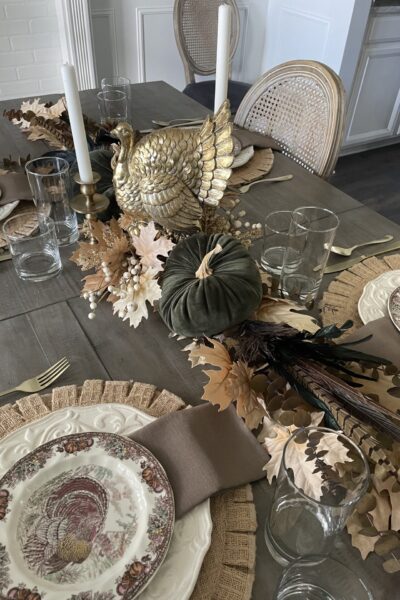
[345,43,400,145]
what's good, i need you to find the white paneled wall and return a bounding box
[0,0,63,99]
[262,0,371,93]
[90,0,268,90]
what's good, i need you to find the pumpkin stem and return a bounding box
[195,244,222,279]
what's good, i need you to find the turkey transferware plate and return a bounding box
[0,432,175,600]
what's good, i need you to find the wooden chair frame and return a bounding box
[235,60,346,178]
[173,0,240,85]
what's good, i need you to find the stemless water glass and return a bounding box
[274,557,373,600]
[25,157,78,246]
[3,212,62,282]
[261,210,293,275]
[101,75,131,100]
[97,90,128,124]
[280,207,339,305]
[265,427,369,566]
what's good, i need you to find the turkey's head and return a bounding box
[111,121,136,165]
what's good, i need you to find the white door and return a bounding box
[343,10,400,151]
[89,0,267,91]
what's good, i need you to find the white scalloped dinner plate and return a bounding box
[0,404,212,600]
[358,270,400,324]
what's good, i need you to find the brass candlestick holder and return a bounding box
[71,172,110,244]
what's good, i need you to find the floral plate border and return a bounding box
[0,432,175,600]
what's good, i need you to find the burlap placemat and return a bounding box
[320,254,400,336]
[0,379,257,600]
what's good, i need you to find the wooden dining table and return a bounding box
[0,81,399,598]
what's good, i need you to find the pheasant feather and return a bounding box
[236,320,400,477]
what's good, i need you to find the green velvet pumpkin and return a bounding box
[159,233,263,337]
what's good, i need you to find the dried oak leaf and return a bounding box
[373,473,400,531]
[131,221,174,273]
[188,338,266,429]
[347,363,400,415]
[255,296,319,333]
[228,362,266,429]
[347,510,379,560]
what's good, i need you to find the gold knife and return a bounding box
[0,252,11,262]
[325,238,400,274]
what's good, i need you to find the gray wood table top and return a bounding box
[0,81,398,598]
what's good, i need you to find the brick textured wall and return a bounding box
[0,0,63,100]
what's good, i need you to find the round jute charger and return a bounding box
[0,379,257,600]
[320,254,400,336]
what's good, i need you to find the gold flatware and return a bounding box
[152,117,204,127]
[0,252,11,262]
[236,174,293,194]
[325,238,400,274]
[330,234,394,257]
[0,357,70,397]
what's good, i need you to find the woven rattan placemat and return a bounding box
[320,254,400,336]
[0,379,257,600]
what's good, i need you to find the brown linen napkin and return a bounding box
[342,317,400,367]
[0,173,32,205]
[130,403,267,518]
[233,125,282,152]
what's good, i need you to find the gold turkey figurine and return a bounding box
[111,100,234,231]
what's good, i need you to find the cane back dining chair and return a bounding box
[234,60,346,178]
[173,0,251,112]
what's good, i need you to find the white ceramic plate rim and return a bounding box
[358,270,400,325]
[0,403,212,600]
[232,145,255,169]
[388,286,400,333]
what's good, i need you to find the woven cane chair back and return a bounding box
[234,60,346,178]
[174,0,240,84]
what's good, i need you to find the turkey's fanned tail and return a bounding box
[198,100,234,206]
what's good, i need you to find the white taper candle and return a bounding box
[214,3,232,114]
[61,63,93,183]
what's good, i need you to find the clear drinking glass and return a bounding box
[25,157,78,246]
[97,90,128,124]
[274,556,373,600]
[101,75,131,100]
[3,212,62,282]
[265,427,369,566]
[261,211,293,275]
[280,207,339,305]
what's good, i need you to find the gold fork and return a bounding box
[0,357,70,398]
